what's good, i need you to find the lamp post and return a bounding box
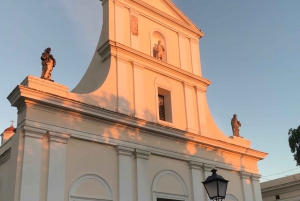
[202,169,229,201]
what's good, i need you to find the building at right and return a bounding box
[261,173,300,201]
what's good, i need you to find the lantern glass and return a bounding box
[204,181,218,198]
[217,180,228,197]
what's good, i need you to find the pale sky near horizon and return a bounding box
[0,0,300,182]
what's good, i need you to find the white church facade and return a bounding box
[0,0,267,201]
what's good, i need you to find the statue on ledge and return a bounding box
[231,114,242,137]
[155,40,165,60]
[41,47,56,81]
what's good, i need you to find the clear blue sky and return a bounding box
[0,0,299,181]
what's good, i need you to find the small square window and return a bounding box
[275,195,280,200]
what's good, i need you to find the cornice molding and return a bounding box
[48,131,70,144]
[113,0,124,7]
[126,0,203,38]
[251,173,261,181]
[130,8,139,16]
[23,125,46,139]
[240,171,252,179]
[97,40,211,89]
[203,164,216,172]
[116,146,134,156]
[8,85,268,161]
[135,149,151,160]
[189,161,203,170]
[262,180,300,197]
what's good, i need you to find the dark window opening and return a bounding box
[275,195,280,200]
[158,95,165,121]
[157,199,183,201]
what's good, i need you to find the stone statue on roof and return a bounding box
[41,47,56,81]
[231,114,242,137]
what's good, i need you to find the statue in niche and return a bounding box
[231,114,242,137]
[155,40,165,60]
[41,47,56,81]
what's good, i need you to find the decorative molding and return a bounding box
[113,0,124,8]
[0,148,11,166]
[132,61,145,69]
[189,161,203,170]
[135,149,151,160]
[48,131,70,144]
[203,163,216,172]
[23,125,46,139]
[8,87,267,162]
[128,0,203,38]
[240,171,251,179]
[101,0,109,6]
[70,196,112,201]
[129,8,139,16]
[152,170,189,201]
[178,32,187,38]
[190,38,199,45]
[96,40,211,88]
[116,146,134,156]
[261,180,300,197]
[69,174,113,201]
[225,194,239,201]
[251,173,261,181]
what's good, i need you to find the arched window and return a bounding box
[152,170,189,201]
[69,174,113,201]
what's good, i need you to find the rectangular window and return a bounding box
[158,95,165,121]
[275,195,280,200]
[157,87,172,123]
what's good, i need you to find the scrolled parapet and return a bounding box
[135,149,151,160]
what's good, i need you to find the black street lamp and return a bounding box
[202,169,229,201]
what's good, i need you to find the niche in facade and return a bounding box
[151,31,167,62]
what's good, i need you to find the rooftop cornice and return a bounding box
[123,0,204,38]
[98,40,211,90]
[261,180,300,197]
[8,85,267,161]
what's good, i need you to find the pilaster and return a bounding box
[189,161,205,201]
[133,62,146,120]
[251,174,263,201]
[19,126,45,201]
[195,87,208,136]
[183,82,197,133]
[135,149,151,201]
[190,38,201,76]
[46,131,70,201]
[203,164,216,201]
[116,146,134,201]
[240,171,254,201]
[114,0,125,44]
[178,32,187,71]
[116,57,132,115]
